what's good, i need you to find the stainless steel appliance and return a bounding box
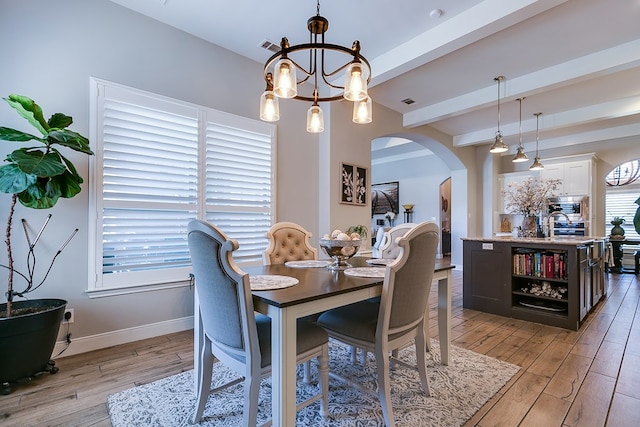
[548,196,589,236]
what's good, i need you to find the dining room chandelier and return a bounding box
[489,76,508,153]
[511,97,529,163]
[259,0,372,133]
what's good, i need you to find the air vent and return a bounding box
[401,98,415,105]
[259,39,280,53]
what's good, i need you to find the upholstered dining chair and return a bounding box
[263,221,318,265]
[377,222,417,259]
[317,221,439,427]
[188,220,329,426]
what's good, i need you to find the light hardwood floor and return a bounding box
[1,270,638,426]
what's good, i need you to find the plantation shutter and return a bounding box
[605,184,640,239]
[91,80,275,292]
[204,113,274,265]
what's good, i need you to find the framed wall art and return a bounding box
[340,162,368,206]
[371,181,399,215]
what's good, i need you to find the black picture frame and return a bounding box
[371,181,399,215]
[340,162,368,206]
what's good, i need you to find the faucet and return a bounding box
[547,211,572,237]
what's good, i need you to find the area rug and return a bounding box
[107,340,519,426]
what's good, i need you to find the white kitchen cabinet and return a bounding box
[541,160,591,196]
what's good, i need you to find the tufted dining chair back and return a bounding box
[263,222,319,265]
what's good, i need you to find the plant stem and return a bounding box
[5,194,16,316]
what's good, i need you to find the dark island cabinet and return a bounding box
[463,240,511,317]
[463,238,599,331]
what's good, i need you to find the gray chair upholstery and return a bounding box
[263,221,318,265]
[317,221,439,427]
[188,220,329,425]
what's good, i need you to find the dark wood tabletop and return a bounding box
[245,256,454,308]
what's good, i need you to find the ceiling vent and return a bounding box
[401,98,415,105]
[259,39,280,53]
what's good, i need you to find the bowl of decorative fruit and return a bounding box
[319,229,363,271]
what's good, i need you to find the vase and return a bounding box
[518,216,538,238]
[610,223,625,237]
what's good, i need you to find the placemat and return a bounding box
[284,260,331,268]
[343,267,386,278]
[366,258,395,266]
[250,275,299,290]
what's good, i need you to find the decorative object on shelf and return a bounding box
[385,211,396,227]
[609,216,626,238]
[340,163,367,206]
[489,76,508,153]
[502,177,561,238]
[511,97,528,163]
[371,181,399,215]
[259,0,372,133]
[529,112,545,170]
[402,204,414,223]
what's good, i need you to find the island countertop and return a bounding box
[461,236,607,245]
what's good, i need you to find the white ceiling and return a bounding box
[110,0,640,162]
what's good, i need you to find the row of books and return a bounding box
[512,250,568,280]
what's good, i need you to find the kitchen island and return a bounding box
[462,236,605,330]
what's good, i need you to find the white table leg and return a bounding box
[437,271,452,365]
[269,306,298,427]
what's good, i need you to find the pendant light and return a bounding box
[511,97,528,163]
[489,76,508,153]
[529,112,544,170]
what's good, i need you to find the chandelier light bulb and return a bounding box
[353,97,372,124]
[307,104,324,133]
[259,91,280,122]
[273,59,297,99]
[344,63,367,101]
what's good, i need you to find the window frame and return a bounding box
[88,78,276,297]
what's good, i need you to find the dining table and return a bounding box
[193,256,455,427]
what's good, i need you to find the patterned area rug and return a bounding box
[107,340,519,426]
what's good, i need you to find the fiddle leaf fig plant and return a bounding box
[0,94,94,316]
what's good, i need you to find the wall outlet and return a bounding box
[63,308,74,324]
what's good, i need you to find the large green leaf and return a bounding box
[9,148,66,177]
[0,127,42,142]
[0,164,37,193]
[58,150,83,183]
[48,129,94,154]
[48,112,73,129]
[634,196,640,235]
[17,179,59,209]
[4,94,49,135]
[51,170,82,198]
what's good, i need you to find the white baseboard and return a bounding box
[53,316,194,358]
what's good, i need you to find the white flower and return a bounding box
[503,177,561,216]
[385,211,396,221]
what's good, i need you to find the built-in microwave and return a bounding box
[547,196,589,235]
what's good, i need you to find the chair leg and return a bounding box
[415,327,430,396]
[303,361,312,383]
[376,346,395,427]
[192,338,214,424]
[424,311,432,353]
[318,344,330,417]
[243,368,261,427]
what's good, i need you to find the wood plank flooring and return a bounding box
[0,270,638,426]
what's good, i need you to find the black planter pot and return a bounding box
[0,299,66,389]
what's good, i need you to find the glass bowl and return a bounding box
[318,238,362,270]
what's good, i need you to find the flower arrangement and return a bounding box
[385,211,396,225]
[503,177,561,216]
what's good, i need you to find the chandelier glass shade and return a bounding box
[512,97,529,163]
[529,112,544,170]
[489,76,508,153]
[260,1,372,133]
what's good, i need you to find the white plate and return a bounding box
[366,258,395,266]
[284,260,331,268]
[250,275,299,290]
[343,267,386,278]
